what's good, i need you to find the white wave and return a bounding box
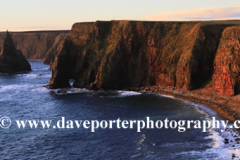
[157,93,175,99]
[66,88,91,94]
[169,127,240,159]
[32,68,50,71]
[24,74,38,78]
[52,89,142,97]
[180,101,240,159]
[0,84,33,92]
[180,137,240,159]
[118,91,142,97]
[155,91,240,159]
[52,88,92,95]
[26,74,50,78]
[0,84,47,93]
[15,73,51,78]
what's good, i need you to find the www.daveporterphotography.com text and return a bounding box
[1,116,239,133]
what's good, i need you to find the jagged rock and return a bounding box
[49,36,72,88]
[213,26,240,96]
[48,21,231,91]
[0,31,31,73]
[56,90,67,94]
[43,33,68,64]
[0,31,69,61]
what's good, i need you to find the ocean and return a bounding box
[0,60,239,159]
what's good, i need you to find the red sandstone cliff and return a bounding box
[48,21,240,96]
[213,26,240,96]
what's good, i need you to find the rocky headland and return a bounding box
[0,30,69,63]
[0,31,31,73]
[43,33,68,64]
[48,20,240,120]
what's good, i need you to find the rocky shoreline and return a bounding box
[46,20,240,122]
[52,83,240,122]
[130,86,240,122]
[131,85,240,151]
[50,84,240,150]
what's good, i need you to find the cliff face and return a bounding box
[0,31,69,60]
[43,33,68,64]
[213,26,240,96]
[0,32,31,73]
[49,21,231,91]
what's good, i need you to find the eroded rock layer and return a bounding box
[43,33,68,64]
[49,21,239,96]
[0,30,69,60]
[213,26,240,96]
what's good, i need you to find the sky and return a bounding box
[0,0,240,31]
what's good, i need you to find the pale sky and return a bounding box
[0,0,240,31]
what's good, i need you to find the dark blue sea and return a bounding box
[0,60,239,159]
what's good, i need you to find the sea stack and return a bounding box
[0,31,31,73]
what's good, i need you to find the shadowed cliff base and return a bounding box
[48,20,240,96]
[0,31,31,73]
[43,33,69,64]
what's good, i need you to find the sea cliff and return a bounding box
[43,33,68,64]
[0,30,69,62]
[49,21,240,97]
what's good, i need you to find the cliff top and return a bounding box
[0,30,70,34]
[72,20,240,25]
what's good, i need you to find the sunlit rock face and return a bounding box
[43,33,68,64]
[213,26,240,96]
[48,21,237,96]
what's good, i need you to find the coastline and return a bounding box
[15,59,240,123]
[131,86,240,122]
[54,84,240,123]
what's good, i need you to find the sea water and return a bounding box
[0,60,239,159]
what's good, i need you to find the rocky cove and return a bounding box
[1,20,240,159]
[46,20,240,120]
[1,60,240,159]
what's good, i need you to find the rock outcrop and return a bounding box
[43,33,68,64]
[0,30,69,61]
[48,21,240,96]
[0,31,31,73]
[213,26,240,96]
